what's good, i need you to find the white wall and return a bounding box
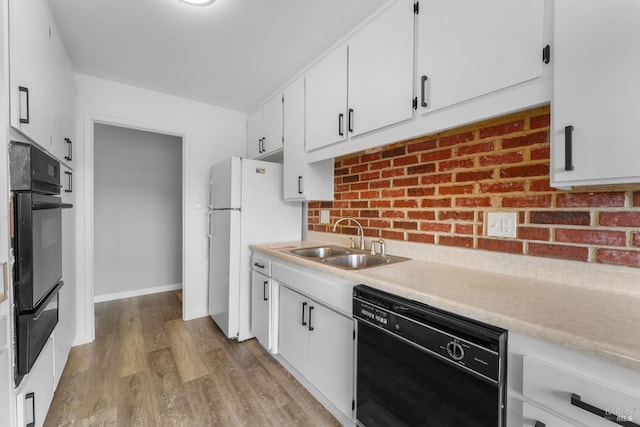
[94,123,182,299]
[74,74,247,344]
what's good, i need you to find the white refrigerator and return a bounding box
[207,156,302,341]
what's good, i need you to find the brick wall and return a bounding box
[308,105,640,268]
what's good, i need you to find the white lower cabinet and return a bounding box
[278,284,354,420]
[523,402,574,427]
[16,338,54,427]
[250,269,271,351]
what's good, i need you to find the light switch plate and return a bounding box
[487,212,517,238]
[320,210,330,224]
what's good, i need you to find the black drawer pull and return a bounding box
[565,125,574,171]
[308,306,314,331]
[338,113,344,137]
[25,392,35,427]
[534,422,545,427]
[253,262,265,269]
[19,86,30,124]
[263,281,268,301]
[348,109,354,133]
[571,393,639,427]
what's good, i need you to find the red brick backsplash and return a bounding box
[308,105,640,268]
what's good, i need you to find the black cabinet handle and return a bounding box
[421,75,429,108]
[564,125,574,171]
[308,306,314,331]
[301,302,307,326]
[25,392,35,427]
[297,176,303,194]
[534,422,545,427]
[18,86,30,124]
[263,281,268,301]
[348,109,354,133]
[65,138,72,161]
[258,138,263,153]
[338,113,344,137]
[571,393,639,427]
[253,262,265,269]
[64,171,72,193]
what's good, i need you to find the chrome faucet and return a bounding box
[332,217,366,250]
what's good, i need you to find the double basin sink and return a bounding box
[286,245,409,270]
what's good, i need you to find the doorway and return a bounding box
[93,123,183,302]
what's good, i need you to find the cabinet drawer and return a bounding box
[523,402,575,427]
[251,256,271,276]
[523,356,640,426]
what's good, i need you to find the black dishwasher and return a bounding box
[353,285,507,427]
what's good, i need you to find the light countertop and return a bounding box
[253,238,640,371]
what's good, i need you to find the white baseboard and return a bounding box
[94,283,182,303]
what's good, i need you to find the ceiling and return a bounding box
[47,0,388,113]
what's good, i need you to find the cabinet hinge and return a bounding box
[414,1,419,14]
[412,97,418,110]
[542,44,551,64]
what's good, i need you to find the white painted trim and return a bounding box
[78,113,187,345]
[94,283,183,303]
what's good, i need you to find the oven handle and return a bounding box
[25,281,64,319]
[32,201,73,210]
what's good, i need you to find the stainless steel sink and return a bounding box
[288,246,351,258]
[321,253,408,270]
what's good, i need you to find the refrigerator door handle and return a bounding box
[207,211,214,238]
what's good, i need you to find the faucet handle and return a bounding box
[349,237,356,249]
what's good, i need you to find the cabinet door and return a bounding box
[306,45,348,151]
[50,22,75,164]
[417,0,543,113]
[348,0,415,137]
[16,338,54,427]
[523,402,574,427]
[552,0,640,186]
[307,303,354,418]
[251,271,270,351]
[9,0,52,146]
[247,108,263,159]
[278,286,309,376]
[262,94,284,155]
[283,78,307,200]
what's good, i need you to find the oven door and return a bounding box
[15,281,62,382]
[356,322,501,427]
[14,192,63,312]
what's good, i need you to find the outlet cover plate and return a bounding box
[320,210,330,224]
[487,212,517,238]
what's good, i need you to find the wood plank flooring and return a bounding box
[45,291,340,426]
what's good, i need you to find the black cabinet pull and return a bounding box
[421,75,429,108]
[348,109,354,133]
[571,393,639,427]
[338,113,344,136]
[263,281,268,301]
[301,302,307,326]
[65,138,72,161]
[308,306,314,331]
[564,125,574,171]
[64,171,73,193]
[258,138,263,153]
[253,262,265,269]
[18,86,30,124]
[534,422,545,427]
[297,176,303,194]
[25,392,35,427]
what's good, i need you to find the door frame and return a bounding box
[79,113,186,344]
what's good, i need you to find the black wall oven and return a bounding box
[10,142,71,385]
[353,285,507,427]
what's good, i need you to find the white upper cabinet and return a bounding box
[306,0,415,151]
[283,77,334,201]
[306,45,349,151]
[9,0,52,147]
[417,0,544,113]
[50,22,76,165]
[551,0,640,187]
[348,0,415,137]
[247,94,283,159]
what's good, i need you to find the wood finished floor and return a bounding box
[45,291,341,427]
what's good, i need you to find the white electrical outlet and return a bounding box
[487,212,517,238]
[320,210,330,224]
